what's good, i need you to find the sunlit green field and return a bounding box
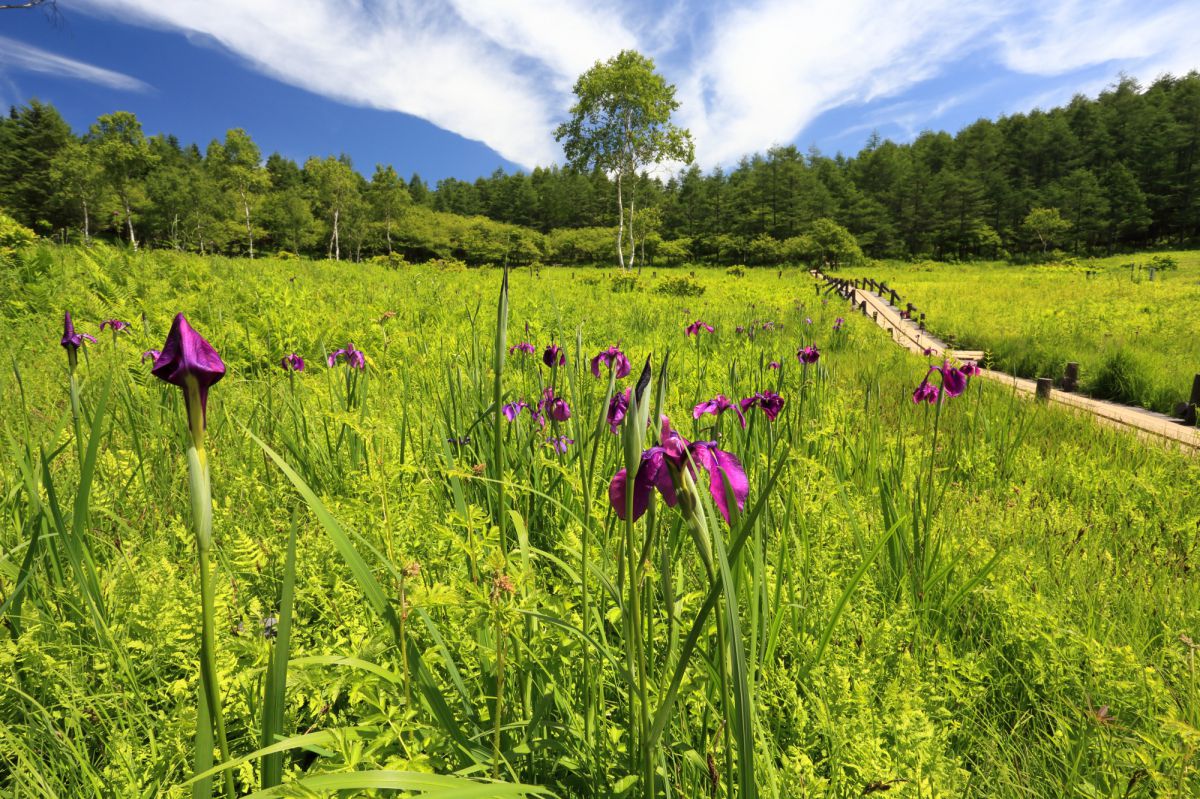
[841,252,1200,414]
[1,245,1198,798]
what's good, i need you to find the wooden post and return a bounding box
[815,285,820,296]
[1148,267,1156,281]
[873,311,879,322]
[890,289,899,305]
[1036,378,1053,402]
[1062,362,1079,391]
[1190,374,1200,407]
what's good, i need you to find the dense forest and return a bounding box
[2,72,1198,265]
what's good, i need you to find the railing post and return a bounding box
[1063,362,1079,392]
[1036,378,1053,403]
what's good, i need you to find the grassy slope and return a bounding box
[0,245,1196,797]
[841,251,1200,414]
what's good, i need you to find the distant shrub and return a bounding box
[726,265,746,278]
[654,275,705,297]
[426,257,467,272]
[611,272,640,293]
[1148,254,1178,271]
[1088,348,1152,408]
[370,252,408,268]
[274,250,299,261]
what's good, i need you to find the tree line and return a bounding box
[2,71,1198,265]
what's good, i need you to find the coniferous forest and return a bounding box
[3,72,1199,265]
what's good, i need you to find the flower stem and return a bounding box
[185,382,233,799]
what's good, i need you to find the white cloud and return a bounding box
[0,34,150,91]
[74,0,631,167]
[57,0,1200,169]
[675,0,1005,164]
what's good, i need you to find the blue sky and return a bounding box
[2,1,1199,183]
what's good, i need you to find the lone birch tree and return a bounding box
[555,50,693,270]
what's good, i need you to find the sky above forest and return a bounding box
[3,0,1199,182]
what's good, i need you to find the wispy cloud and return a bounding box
[61,0,1200,168]
[0,34,150,92]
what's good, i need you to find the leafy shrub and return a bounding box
[726,265,746,278]
[0,211,36,264]
[610,272,640,293]
[425,257,467,272]
[1148,254,1178,271]
[370,252,408,268]
[654,274,705,297]
[274,250,299,261]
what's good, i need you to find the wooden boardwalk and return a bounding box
[817,273,1200,453]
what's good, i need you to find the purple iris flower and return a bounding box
[538,387,571,422]
[693,394,747,428]
[502,400,528,422]
[960,361,982,377]
[542,344,565,367]
[762,321,776,331]
[151,313,226,428]
[797,345,820,364]
[508,342,535,356]
[281,353,305,372]
[923,347,934,356]
[735,325,745,334]
[100,319,130,333]
[544,435,574,454]
[608,388,630,434]
[141,349,161,364]
[936,361,967,397]
[590,346,631,379]
[685,320,714,336]
[60,312,97,351]
[608,416,749,525]
[740,390,785,421]
[912,381,940,405]
[804,317,813,326]
[328,343,366,370]
[768,361,781,370]
[833,317,844,331]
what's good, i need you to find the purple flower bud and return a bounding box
[151,313,226,428]
[99,319,129,333]
[60,311,97,351]
[542,344,565,367]
[607,388,630,434]
[281,353,305,372]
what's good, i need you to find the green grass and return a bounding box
[1,243,1197,798]
[840,251,1200,414]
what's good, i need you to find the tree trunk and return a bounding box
[615,174,626,270]
[81,198,90,244]
[333,207,341,261]
[627,189,637,272]
[123,196,138,250]
[240,189,254,259]
[386,218,393,255]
